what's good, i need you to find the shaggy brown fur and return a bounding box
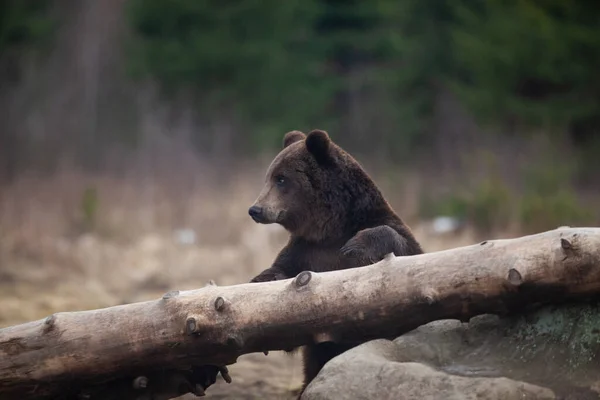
[248,129,424,396]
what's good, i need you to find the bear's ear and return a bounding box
[283,131,306,148]
[306,129,332,164]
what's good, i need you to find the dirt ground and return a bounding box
[0,168,485,399]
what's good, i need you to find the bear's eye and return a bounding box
[275,175,286,187]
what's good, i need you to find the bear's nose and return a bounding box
[248,206,263,221]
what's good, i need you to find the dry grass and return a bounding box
[0,160,486,398]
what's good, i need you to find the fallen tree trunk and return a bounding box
[1,227,600,399]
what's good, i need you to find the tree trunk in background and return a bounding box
[0,131,19,185]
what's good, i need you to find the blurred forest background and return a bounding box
[1,1,599,397]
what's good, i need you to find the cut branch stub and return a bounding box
[295,271,312,287]
[132,376,148,389]
[186,317,198,335]
[227,335,243,350]
[561,238,573,250]
[214,297,227,312]
[44,314,55,327]
[508,268,523,286]
[42,314,56,334]
[421,288,438,305]
[162,290,180,300]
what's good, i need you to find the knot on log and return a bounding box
[214,296,227,312]
[295,271,312,288]
[559,235,578,261]
[132,376,148,389]
[186,317,198,335]
[227,335,243,349]
[507,268,523,286]
[314,332,335,343]
[421,289,439,305]
[561,238,573,250]
[43,314,56,333]
[162,290,180,300]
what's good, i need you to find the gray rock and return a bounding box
[302,303,600,400]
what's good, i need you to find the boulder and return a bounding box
[303,303,600,400]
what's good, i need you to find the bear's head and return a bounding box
[248,129,385,242]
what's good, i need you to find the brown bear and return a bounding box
[248,129,424,396]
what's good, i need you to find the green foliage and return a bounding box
[419,192,470,221]
[469,176,513,235]
[419,175,512,235]
[519,191,593,234]
[420,156,596,235]
[124,0,441,153]
[123,0,600,156]
[448,0,600,133]
[125,0,335,149]
[385,0,455,149]
[81,187,99,231]
[420,149,513,234]
[0,0,55,54]
[518,162,594,233]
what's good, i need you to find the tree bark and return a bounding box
[1,227,600,399]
